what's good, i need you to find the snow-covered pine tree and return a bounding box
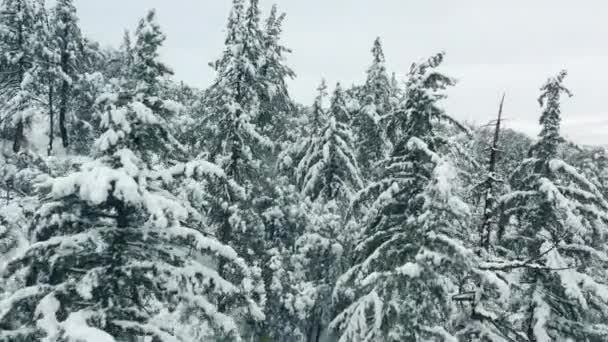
[295,82,363,202]
[124,9,184,162]
[0,0,46,152]
[384,52,461,149]
[573,147,608,200]
[258,4,295,142]
[255,177,310,341]
[309,80,329,136]
[0,152,43,279]
[495,70,608,341]
[204,0,271,181]
[283,82,362,342]
[0,76,264,342]
[130,9,173,113]
[354,37,392,175]
[197,2,275,338]
[331,53,490,341]
[277,79,328,183]
[48,0,86,150]
[30,3,57,156]
[290,199,352,342]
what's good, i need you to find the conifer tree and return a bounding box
[130,10,173,110]
[0,69,264,342]
[354,38,392,174]
[496,70,608,341]
[574,147,608,200]
[124,9,184,162]
[295,83,363,202]
[48,0,86,149]
[258,4,295,141]
[0,0,46,152]
[332,53,486,341]
[256,177,310,341]
[385,52,463,147]
[308,80,329,136]
[285,83,362,342]
[199,2,273,338]
[205,0,271,181]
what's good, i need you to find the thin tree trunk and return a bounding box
[59,24,71,148]
[48,86,54,156]
[12,120,23,153]
[480,94,505,249]
[12,0,24,153]
[59,81,69,148]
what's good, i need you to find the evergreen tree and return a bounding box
[125,9,184,162]
[286,82,362,341]
[354,37,392,174]
[0,0,46,152]
[385,52,464,148]
[295,83,363,202]
[258,4,296,142]
[130,9,173,111]
[205,0,271,181]
[307,79,328,137]
[0,79,263,342]
[200,1,273,338]
[332,54,487,341]
[291,200,351,342]
[257,178,309,341]
[496,71,608,341]
[573,147,608,200]
[48,0,86,150]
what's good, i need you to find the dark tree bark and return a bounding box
[480,94,505,250]
[12,0,25,153]
[47,86,54,156]
[58,24,71,149]
[59,80,69,148]
[12,119,23,153]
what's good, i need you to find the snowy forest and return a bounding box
[1,0,608,341]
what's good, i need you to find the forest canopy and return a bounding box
[1,0,608,341]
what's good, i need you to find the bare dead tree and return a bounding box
[480,94,505,250]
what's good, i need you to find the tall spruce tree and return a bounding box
[496,70,608,341]
[125,9,184,162]
[286,82,362,342]
[0,78,264,342]
[574,147,608,200]
[48,0,86,150]
[205,0,271,182]
[199,2,274,339]
[308,79,329,137]
[0,0,46,152]
[258,4,295,142]
[295,83,363,202]
[332,53,490,341]
[354,37,392,174]
[130,9,173,110]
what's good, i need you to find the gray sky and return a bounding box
[74,0,608,145]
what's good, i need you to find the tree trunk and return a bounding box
[59,80,69,148]
[480,94,505,249]
[13,0,24,154]
[59,24,71,148]
[48,86,55,156]
[59,81,69,148]
[12,119,23,153]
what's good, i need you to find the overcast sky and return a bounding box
[74,0,608,145]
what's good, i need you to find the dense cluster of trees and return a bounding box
[1,0,608,341]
